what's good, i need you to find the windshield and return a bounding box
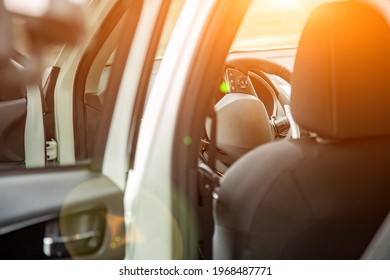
[232,0,337,51]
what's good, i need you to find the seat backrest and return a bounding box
[214,1,390,259]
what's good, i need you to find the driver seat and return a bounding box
[213,1,390,259]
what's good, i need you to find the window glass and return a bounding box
[0,1,123,170]
[232,0,337,51]
[147,0,185,95]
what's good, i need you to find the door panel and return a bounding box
[0,168,125,259]
[0,0,179,261]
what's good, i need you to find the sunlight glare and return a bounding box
[4,0,50,17]
[279,0,301,10]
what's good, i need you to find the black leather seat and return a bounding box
[213,1,390,259]
[0,60,26,165]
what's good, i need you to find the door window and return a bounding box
[0,1,132,170]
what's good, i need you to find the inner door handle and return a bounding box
[43,230,100,257]
[42,211,105,258]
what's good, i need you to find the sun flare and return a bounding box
[278,0,302,10]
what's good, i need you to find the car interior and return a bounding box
[196,0,390,259]
[0,0,189,260]
[0,1,132,260]
[1,0,390,261]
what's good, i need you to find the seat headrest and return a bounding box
[291,1,390,139]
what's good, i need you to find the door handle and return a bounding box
[43,211,105,258]
[43,230,101,257]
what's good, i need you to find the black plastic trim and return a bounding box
[73,0,135,160]
[43,66,60,141]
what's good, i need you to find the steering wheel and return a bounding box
[200,56,301,177]
[226,56,292,83]
[225,56,300,139]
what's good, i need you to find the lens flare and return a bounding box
[219,81,230,94]
[183,136,192,146]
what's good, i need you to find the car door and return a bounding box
[0,0,175,259]
[124,0,254,260]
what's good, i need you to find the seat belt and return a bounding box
[361,211,390,259]
[198,109,219,259]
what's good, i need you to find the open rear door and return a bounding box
[0,0,175,259]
